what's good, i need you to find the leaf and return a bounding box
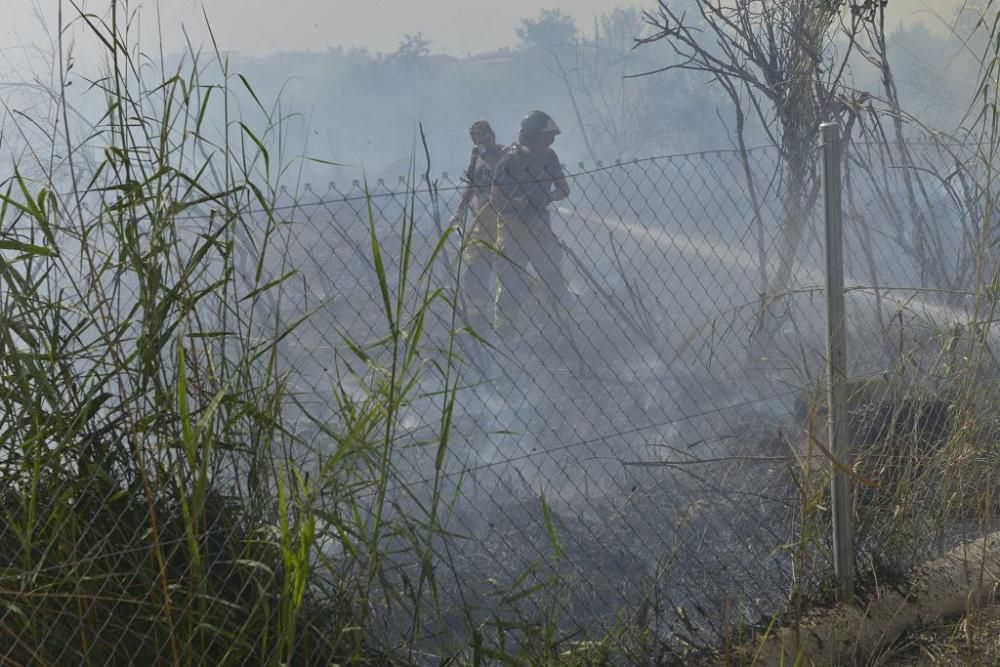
[240,270,297,302]
[178,341,195,467]
[539,493,563,559]
[367,188,395,332]
[239,122,270,174]
[238,74,266,113]
[0,241,58,257]
[195,85,214,134]
[304,156,348,167]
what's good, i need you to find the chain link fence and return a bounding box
[232,139,997,656]
[261,149,795,653]
[4,137,998,663]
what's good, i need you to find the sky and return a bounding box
[1,0,968,63]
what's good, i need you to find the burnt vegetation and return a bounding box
[2,0,1000,665]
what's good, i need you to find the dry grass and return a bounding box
[875,603,1000,666]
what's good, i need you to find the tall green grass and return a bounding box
[0,2,442,663]
[0,3,605,664]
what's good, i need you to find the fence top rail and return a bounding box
[157,138,982,222]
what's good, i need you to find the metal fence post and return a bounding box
[821,121,854,602]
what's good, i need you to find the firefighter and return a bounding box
[452,120,504,222]
[490,110,571,331]
[451,120,505,332]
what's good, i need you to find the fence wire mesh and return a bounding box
[4,137,999,663]
[249,140,1000,652]
[265,149,802,653]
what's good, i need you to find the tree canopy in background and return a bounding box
[516,9,578,51]
[206,3,980,184]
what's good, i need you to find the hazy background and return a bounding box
[0,0,979,183]
[4,0,961,56]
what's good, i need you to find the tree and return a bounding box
[634,0,1000,380]
[389,32,431,63]
[516,9,578,51]
[636,1,892,320]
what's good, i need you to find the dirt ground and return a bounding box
[875,604,1000,666]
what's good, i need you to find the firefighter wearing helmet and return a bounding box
[453,120,505,222]
[451,120,506,332]
[489,110,572,331]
